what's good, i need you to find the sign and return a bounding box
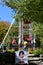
[24,20,31,24]
[15,50,28,64]
[23,26,30,29]
[23,20,31,30]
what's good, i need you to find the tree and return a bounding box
[3,0,43,22]
[33,22,43,48]
[2,0,43,48]
[0,21,10,42]
[5,21,19,44]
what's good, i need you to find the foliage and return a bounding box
[29,49,34,54]
[2,0,43,47]
[0,21,10,42]
[33,22,43,36]
[34,48,42,55]
[7,48,15,53]
[28,48,43,55]
[5,22,19,44]
[33,22,43,47]
[3,0,43,22]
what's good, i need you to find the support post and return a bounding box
[18,21,23,45]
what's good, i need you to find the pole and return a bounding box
[18,21,21,45]
[18,20,23,45]
[22,21,23,44]
[1,19,15,47]
[33,34,36,49]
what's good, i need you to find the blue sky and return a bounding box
[0,0,15,23]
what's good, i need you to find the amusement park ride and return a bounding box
[1,19,36,48]
[0,19,36,64]
[1,19,35,47]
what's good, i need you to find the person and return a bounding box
[1,43,7,52]
[12,38,17,47]
[12,38,18,50]
[15,43,28,64]
[23,41,28,51]
[12,38,16,46]
[19,51,24,58]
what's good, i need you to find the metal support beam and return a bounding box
[1,19,15,47]
[18,21,23,45]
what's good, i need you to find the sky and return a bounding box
[0,0,15,23]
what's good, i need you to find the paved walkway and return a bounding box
[39,62,43,65]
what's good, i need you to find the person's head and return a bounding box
[19,51,24,58]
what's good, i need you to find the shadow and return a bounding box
[0,52,15,65]
[29,62,37,65]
